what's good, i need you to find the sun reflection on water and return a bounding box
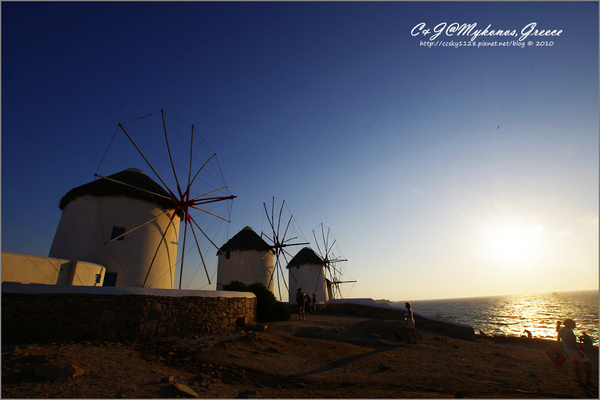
[404,290,598,341]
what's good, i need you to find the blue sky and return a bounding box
[2,2,598,301]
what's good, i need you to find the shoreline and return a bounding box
[2,313,598,398]
[476,333,599,351]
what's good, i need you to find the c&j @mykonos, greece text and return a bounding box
[412,22,563,48]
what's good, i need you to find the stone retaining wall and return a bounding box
[322,302,476,341]
[2,284,256,343]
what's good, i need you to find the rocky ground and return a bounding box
[2,314,598,398]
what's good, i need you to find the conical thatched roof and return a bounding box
[217,226,272,255]
[286,247,324,269]
[59,168,177,211]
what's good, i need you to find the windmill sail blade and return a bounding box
[94,174,173,202]
[118,123,174,195]
[161,109,183,197]
[189,204,232,223]
[189,187,229,202]
[276,199,285,243]
[104,211,168,245]
[187,221,211,284]
[142,211,179,287]
[178,214,190,289]
[188,215,225,257]
[186,124,194,200]
[313,230,323,258]
[189,153,216,190]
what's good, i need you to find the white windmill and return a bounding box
[50,110,235,289]
[286,247,328,303]
[216,226,274,291]
[286,224,355,303]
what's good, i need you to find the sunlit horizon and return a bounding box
[393,288,599,303]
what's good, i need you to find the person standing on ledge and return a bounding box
[405,302,417,344]
[296,288,305,320]
[558,318,592,387]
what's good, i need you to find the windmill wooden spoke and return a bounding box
[189,153,217,190]
[272,264,282,300]
[194,195,236,206]
[142,211,179,287]
[267,257,280,291]
[276,199,285,241]
[189,186,228,202]
[186,124,194,198]
[191,193,235,206]
[281,215,293,244]
[276,261,290,298]
[326,239,337,260]
[321,223,329,247]
[281,247,297,260]
[313,230,324,258]
[280,248,292,268]
[322,224,334,260]
[171,218,209,287]
[94,174,174,202]
[104,211,168,245]
[188,214,224,259]
[261,232,275,244]
[118,123,174,196]
[189,205,232,223]
[282,236,299,244]
[314,268,323,293]
[161,109,183,197]
[263,202,276,234]
[178,213,190,289]
[186,219,211,285]
[288,264,298,284]
[327,263,344,278]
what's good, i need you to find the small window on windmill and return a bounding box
[226,249,231,259]
[103,272,117,286]
[111,226,126,241]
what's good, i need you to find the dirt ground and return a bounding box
[2,314,598,398]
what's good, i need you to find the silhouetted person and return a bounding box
[405,302,417,344]
[296,288,305,320]
[558,318,592,387]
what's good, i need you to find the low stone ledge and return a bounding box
[2,283,256,343]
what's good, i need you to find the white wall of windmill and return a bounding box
[288,263,328,303]
[216,250,275,292]
[49,195,181,289]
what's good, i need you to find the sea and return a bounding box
[392,290,599,342]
